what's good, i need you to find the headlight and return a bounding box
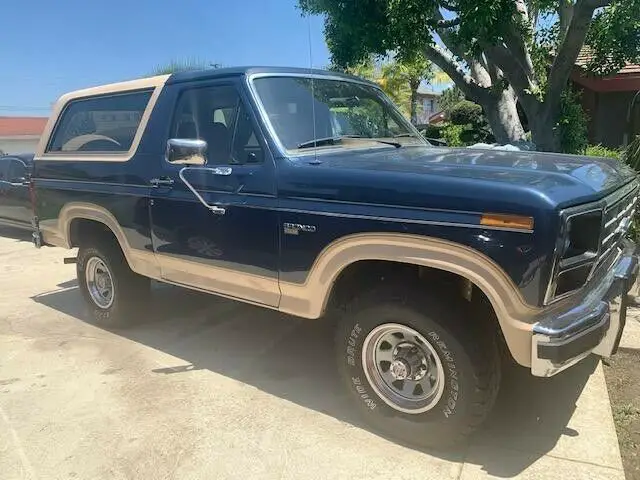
[545,207,603,303]
[560,210,602,261]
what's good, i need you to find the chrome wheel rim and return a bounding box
[85,257,114,309]
[362,323,445,414]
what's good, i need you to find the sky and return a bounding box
[0,0,331,117]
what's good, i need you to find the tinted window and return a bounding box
[171,86,263,165]
[47,90,152,153]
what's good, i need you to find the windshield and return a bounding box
[252,76,427,152]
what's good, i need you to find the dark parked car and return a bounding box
[0,153,34,230]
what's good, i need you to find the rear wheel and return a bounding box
[77,240,149,328]
[335,285,501,449]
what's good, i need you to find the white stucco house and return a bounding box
[415,87,442,125]
[0,117,48,155]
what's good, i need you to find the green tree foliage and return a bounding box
[441,124,465,147]
[556,90,589,154]
[439,87,465,113]
[299,0,640,152]
[449,100,484,127]
[338,55,434,122]
[380,55,433,124]
[625,135,640,170]
[585,144,621,158]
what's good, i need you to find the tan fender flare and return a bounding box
[40,202,161,279]
[279,233,540,366]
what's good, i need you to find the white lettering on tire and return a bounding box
[346,323,362,367]
[428,331,459,418]
[351,376,377,410]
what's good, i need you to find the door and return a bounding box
[149,82,281,306]
[0,157,31,227]
[0,157,10,223]
[6,158,31,226]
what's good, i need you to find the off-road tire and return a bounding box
[335,284,501,449]
[77,239,150,328]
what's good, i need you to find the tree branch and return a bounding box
[432,17,461,29]
[422,44,490,101]
[558,0,574,39]
[546,0,612,109]
[433,8,492,88]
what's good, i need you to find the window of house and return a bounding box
[171,85,264,165]
[47,90,152,153]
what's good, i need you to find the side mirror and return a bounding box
[166,138,208,166]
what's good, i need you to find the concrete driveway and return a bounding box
[0,226,626,479]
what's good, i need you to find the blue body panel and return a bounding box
[33,67,638,309]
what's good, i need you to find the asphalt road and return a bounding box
[0,226,626,479]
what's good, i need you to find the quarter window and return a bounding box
[47,90,152,153]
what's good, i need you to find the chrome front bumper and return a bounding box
[531,244,638,377]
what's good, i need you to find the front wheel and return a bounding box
[77,240,149,328]
[335,286,501,449]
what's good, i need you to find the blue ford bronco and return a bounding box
[31,67,638,447]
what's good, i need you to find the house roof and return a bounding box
[575,46,640,75]
[0,116,48,137]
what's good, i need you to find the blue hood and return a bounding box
[285,146,637,211]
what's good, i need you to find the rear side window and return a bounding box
[47,90,152,153]
[0,158,9,180]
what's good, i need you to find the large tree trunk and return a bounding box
[479,87,525,144]
[529,111,560,152]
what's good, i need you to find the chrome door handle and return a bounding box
[209,206,226,215]
[212,167,232,176]
[150,177,175,187]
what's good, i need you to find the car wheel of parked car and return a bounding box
[335,284,501,449]
[77,240,149,328]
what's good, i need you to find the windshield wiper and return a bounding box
[394,133,418,138]
[297,135,401,149]
[297,137,343,149]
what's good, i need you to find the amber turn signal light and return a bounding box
[480,213,534,231]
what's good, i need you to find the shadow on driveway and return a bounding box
[0,225,33,243]
[31,282,596,475]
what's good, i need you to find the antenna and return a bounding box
[307,15,318,164]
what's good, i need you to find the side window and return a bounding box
[0,159,8,181]
[171,85,264,165]
[47,90,152,153]
[8,160,27,182]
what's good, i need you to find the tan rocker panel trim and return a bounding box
[44,205,538,366]
[34,74,170,162]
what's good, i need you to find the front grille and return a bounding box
[599,181,638,264]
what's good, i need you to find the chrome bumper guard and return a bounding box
[531,243,638,377]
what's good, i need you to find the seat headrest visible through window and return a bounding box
[203,122,231,164]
